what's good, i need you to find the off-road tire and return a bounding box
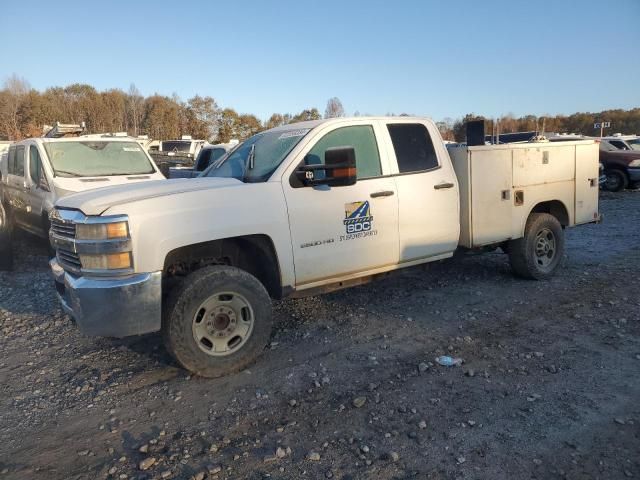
[508,213,564,280]
[162,265,272,378]
[603,169,628,192]
[0,202,14,271]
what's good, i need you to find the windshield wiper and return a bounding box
[242,144,256,183]
[54,170,83,177]
[247,144,256,170]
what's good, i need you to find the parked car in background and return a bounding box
[0,136,165,269]
[169,141,239,179]
[549,134,640,191]
[598,147,640,191]
[150,136,209,176]
[601,134,640,152]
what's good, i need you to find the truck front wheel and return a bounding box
[162,265,273,378]
[508,213,564,280]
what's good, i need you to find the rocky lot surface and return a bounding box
[0,191,639,480]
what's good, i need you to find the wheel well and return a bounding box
[162,235,282,299]
[530,200,569,226]
[604,167,628,177]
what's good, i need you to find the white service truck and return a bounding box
[49,117,600,377]
[0,136,165,269]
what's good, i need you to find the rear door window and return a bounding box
[387,123,439,173]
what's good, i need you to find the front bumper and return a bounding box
[50,259,162,337]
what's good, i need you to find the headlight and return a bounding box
[76,221,129,240]
[629,159,640,167]
[80,252,132,270]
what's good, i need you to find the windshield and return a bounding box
[44,141,155,177]
[202,128,310,182]
[162,141,192,153]
[628,139,640,151]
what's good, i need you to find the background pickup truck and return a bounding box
[49,117,600,378]
[168,141,238,179]
[150,137,208,177]
[0,136,165,269]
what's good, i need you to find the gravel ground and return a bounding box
[0,191,639,480]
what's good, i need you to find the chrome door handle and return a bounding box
[370,190,395,198]
[434,182,455,190]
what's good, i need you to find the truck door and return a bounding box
[283,123,399,286]
[24,144,51,235]
[384,122,460,262]
[5,145,29,226]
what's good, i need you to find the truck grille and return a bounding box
[57,248,82,273]
[51,218,76,239]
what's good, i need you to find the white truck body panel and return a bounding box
[448,140,600,248]
[0,137,165,238]
[51,117,600,323]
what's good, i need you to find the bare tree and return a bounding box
[324,97,344,119]
[0,74,30,139]
[127,84,144,136]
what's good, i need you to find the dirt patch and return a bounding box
[1,191,639,480]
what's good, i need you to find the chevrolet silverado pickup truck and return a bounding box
[0,136,165,269]
[49,117,600,377]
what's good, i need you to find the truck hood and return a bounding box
[55,177,243,215]
[53,173,166,197]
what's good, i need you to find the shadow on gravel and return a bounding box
[107,332,177,367]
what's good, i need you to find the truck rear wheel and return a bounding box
[0,203,13,271]
[508,213,564,280]
[162,265,272,378]
[603,169,628,192]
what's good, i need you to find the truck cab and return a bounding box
[0,136,165,265]
[49,117,599,378]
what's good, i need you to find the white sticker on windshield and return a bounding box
[279,129,310,140]
[123,147,141,152]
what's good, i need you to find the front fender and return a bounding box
[104,182,295,288]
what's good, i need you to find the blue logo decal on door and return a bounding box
[343,201,373,234]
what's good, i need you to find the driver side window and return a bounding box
[306,125,381,179]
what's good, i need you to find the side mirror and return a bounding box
[296,146,357,187]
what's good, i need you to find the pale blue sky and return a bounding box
[1,0,639,122]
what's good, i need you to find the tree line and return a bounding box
[440,109,640,142]
[1,75,638,143]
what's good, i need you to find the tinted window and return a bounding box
[11,146,25,177]
[387,123,439,173]
[196,149,212,171]
[162,141,192,152]
[307,125,381,179]
[211,148,226,163]
[7,147,15,174]
[609,140,629,150]
[29,145,42,183]
[197,148,226,171]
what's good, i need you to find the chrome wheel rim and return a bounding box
[192,291,254,357]
[534,228,556,269]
